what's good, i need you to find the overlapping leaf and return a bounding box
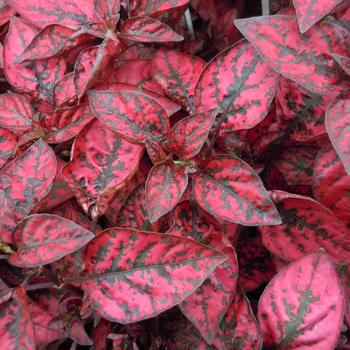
[150,49,205,108]
[6,0,97,29]
[0,92,35,135]
[41,102,95,143]
[325,94,350,175]
[53,73,77,107]
[235,15,350,93]
[337,264,350,325]
[211,285,263,349]
[261,191,350,264]
[0,129,17,169]
[333,53,350,76]
[169,201,238,342]
[293,0,344,32]
[259,252,344,349]
[120,16,183,43]
[275,77,337,142]
[146,162,188,223]
[0,139,57,243]
[0,288,35,350]
[130,0,191,16]
[33,158,73,213]
[62,119,143,217]
[83,227,227,323]
[88,90,170,143]
[169,110,217,160]
[74,33,122,98]
[4,17,66,101]
[313,141,350,227]
[192,155,281,225]
[8,214,94,267]
[194,40,279,131]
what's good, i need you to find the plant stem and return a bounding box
[262,0,270,15]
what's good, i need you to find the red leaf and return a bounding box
[53,72,77,108]
[62,119,143,218]
[0,128,17,169]
[170,201,238,342]
[333,53,350,76]
[74,33,122,98]
[120,16,183,43]
[150,49,205,108]
[146,162,188,223]
[313,141,350,227]
[117,184,158,232]
[94,0,120,30]
[0,1,14,26]
[33,158,74,213]
[4,17,66,101]
[275,76,337,142]
[0,288,35,350]
[130,0,190,16]
[194,40,278,131]
[338,265,350,325]
[235,15,350,93]
[325,94,350,175]
[0,139,57,243]
[273,145,319,186]
[192,155,281,225]
[211,285,263,349]
[8,214,94,267]
[83,227,227,323]
[19,24,75,61]
[6,0,97,29]
[293,0,343,33]
[169,110,217,160]
[95,81,181,117]
[42,102,95,144]
[261,191,350,264]
[258,252,344,349]
[88,89,170,143]
[0,92,35,135]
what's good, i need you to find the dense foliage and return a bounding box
[0,0,349,349]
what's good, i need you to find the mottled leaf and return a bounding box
[0,139,57,243]
[146,162,188,223]
[130,0,190,16]
[88,89,170,143]
[261,191,350,264]
[42,102,95,143]
[169,110,217,160]
[120,16,183,43]
[211,285,263,349]
[293,0,343,33]
[0,92,35,135]
[0,287,35,350]
[333,53,350,76]
[313,141,350,227]
[33,158,74,213]
[337,264,350,325]
[6,0,97,29]
[83,227,227,323]
[0,128,17,169]
[4,17,66,101]
[62,119,143,217]
[325,94,350,175]
[259,252,344,349]
[275,76,337,142]
[194,40,278,131]
[74,33,122,98]
[8,214,94,267]
[273,146,319,186]
[19,24,75,61]
[235,15,350,93]
[53,72,77,107]
[150,49,205,108]
[192,155,281,225]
